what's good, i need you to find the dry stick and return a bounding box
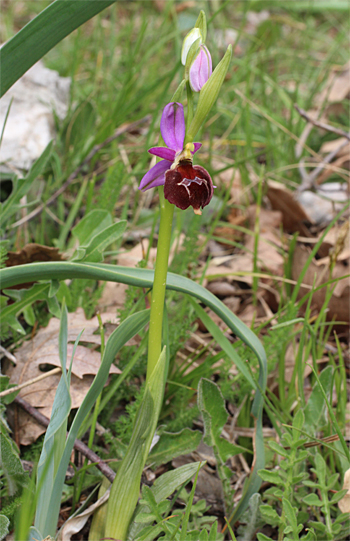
[0,367,61,398]
[14,395,116,483]
[10,115,151,229]
[294,104,350,141]
[294,104,350,191]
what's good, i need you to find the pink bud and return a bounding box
[189,45,212,92]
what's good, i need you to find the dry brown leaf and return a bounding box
[204,253,254,286]
[97,281,128,312]
[211,158,244,204]
[6,309,121,445]
[6,243,64,267]
[266,180,312,232]
[320,137,350,157]
[292,244,350,323]
[315,61,350,106]
[206,281,237,298]
[338,469,350,513]
[117,235,184,268]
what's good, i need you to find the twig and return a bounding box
[10,115,151,229]
[14,395,116,483]
[294,104,350,140]
[0,345,17,364]
[294,104,350,191]
[0,367,61,398]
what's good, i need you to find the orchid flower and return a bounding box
[139,102,214,215]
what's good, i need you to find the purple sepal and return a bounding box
[189,45,212,92]
[160,102,185,152]
[192,142,202,153]
[138,160,171,191]
[148,147,176,161]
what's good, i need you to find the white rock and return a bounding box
[0,61,71,172]
[296,183,349,224]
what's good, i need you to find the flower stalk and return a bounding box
[146,190,174,381]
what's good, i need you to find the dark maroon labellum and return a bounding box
[164,160,213,214]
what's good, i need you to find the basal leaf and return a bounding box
[147,428,202,467]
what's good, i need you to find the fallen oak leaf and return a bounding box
[5,310,121,445]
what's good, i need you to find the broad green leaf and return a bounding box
[105,347,167,540]
[302,494,323,507]
[260,505,281,526]
[35,304,80,536]
[2,283,59,334]
[236,493,261,541]
[0,515,10,541]
[283,498,298,532]
[147,428,202,467]
[258,469,283,485]
[42,309,150,538]
[72,209,112,247]
[304,366,333,432]
[0,260,267,416]
[0,431,26,496]
[198,379,246,463]
[0,375,20,404]
[0,0,116,97]
[128,462,204,540]
[74,221,127,263]
[0,141,53,225]
[0,261,267,522]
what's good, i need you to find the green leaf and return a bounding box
[189,299,256,389]
[259,504,281,526]
[0,375,20,405]
[257,534,274,541]
[198,379,247,463]
[304,366,333,432]
[0,141,53,225]
[292,409,305,434]
[105,347,168,540]
[199,529,209,541]
[268,440,290,458]
[128,462,204,540]
[72,209,112,246]
[187,45,232,140]
[2,283,57,334]
[42,309,150,538]
[0,0,116,97]
[148,428,202,467]
[303,494,323,507]
[308,521,326,532]
[198,378,228,447]
[330,489,348,504]
[0,431,27,496]
[34,303,81,535]
[0,261,267,523]
[258,469,282,485]
[236,493,261,541]
[74,221,127,263]
[0,515,10,541]
[283,498,298,532]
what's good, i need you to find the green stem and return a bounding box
[146,190,174,381]
[185,81,194,144]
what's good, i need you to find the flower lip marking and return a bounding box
[164,158,213,215]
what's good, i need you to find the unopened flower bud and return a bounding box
[189,45,212,92]
[181,27,202,65]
